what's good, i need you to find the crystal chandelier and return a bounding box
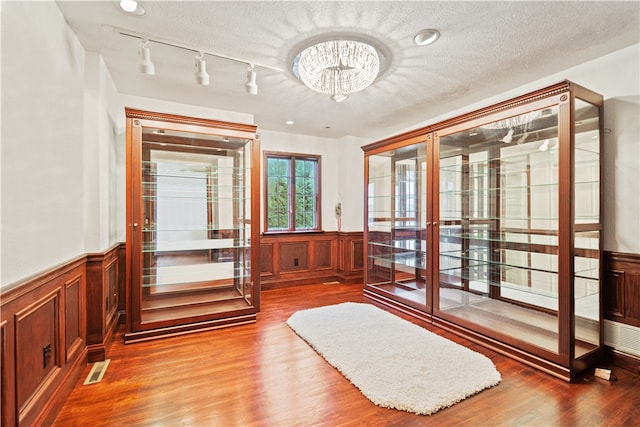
[295,40,380,101]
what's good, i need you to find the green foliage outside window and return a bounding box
[266,154,319,231]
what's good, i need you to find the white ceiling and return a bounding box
[56,1,640,140]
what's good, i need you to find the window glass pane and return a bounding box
[266,155,319,231]
[266,157,291,230]
[295,158,317,229]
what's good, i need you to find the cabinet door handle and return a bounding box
[133,223,139,228]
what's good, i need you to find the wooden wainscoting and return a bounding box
[0,243,125,426]
[86,243,124,362]
[604,251,640,327]
[1,258,87,427]
[260,231,363,289]
[604,250,640,372]
[337,231,364,284]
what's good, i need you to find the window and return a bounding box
[264,152,321,232]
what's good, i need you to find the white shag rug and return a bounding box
[286,302,501,415]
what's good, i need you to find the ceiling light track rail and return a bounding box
[113,27,285,73]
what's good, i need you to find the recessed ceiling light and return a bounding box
[413,29,440,46]
[286,120,294,125]
[119,0,146,16]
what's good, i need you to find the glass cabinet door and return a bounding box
[126,110,260,340]
[366,139,430,311]
[362,81,603,380]
[573,98,601,359]
[139,129,254,324]
[437,103,564,357]
[435,94,601,364]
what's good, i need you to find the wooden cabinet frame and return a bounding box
[125,109,261,342]
[363,81,604,381]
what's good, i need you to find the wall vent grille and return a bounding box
[604,320,640,357]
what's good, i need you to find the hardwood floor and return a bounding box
[54,283,639,426]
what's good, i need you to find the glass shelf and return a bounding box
[368,239,426,251]
[142,239,250,253]
[439,151,559,174]
[368,252,426,269]
[142,225,249,232]
[142,265,251,286]
[439,214,560,221]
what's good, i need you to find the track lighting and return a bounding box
[539,138,559,151]
[113,27,285,89]
[245,65,258,95]
[194,52,210,86]
[500,128,514,143]
[137,39,154,75]
[516,130,529,145]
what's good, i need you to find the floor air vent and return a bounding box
[84,359,111,385]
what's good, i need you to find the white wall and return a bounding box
[117,94,253,128]
[336,135,369,231]
[1,1,87,287]
[83,52,120,252]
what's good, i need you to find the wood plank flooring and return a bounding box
[53,283,640,426]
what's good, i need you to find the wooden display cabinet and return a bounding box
[125,109,261,342]
[363,81,603,381]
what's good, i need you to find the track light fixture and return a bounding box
[500,128,514,143]
[245,65,258,95]
[113,26,284,91]
[539,138,558,151]
[137,38,155,75]
[194,52,210,86]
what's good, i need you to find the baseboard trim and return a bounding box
[605,347,640,374]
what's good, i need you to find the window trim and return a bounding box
[263,151,322,233]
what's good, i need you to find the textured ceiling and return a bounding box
[56,1,640,140]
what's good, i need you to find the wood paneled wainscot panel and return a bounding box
[65,275,84,363]
[605,251,640,328]
[260,232,363,289]
[16,293,59,417]
[1,320,6,427]
[280,242,309,272]
[337,232,364,284]
[86,244,122,362]
[260,232,358,289]
[0,260,87,427]
[315,239,333,270]
[603,251,640,373]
